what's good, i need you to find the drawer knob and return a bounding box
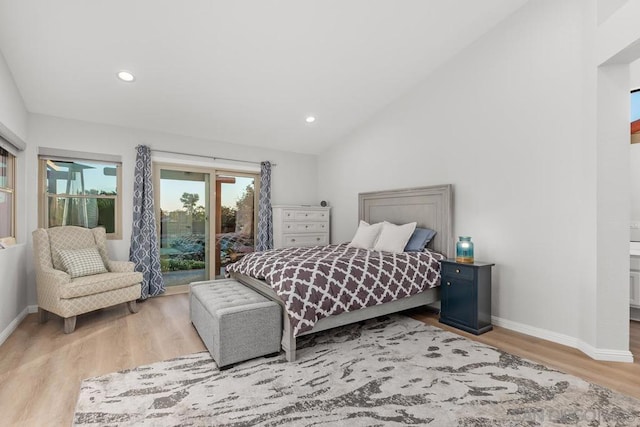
[455,268,460,273]
[291,239,296,242]
[446,281,451,286]
[305,214,308,217]
[316,237,320,241]
[305,225,308,228]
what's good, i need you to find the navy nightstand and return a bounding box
[439,260,494,335]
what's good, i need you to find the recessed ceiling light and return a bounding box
[305,116,316,123]
[116,70,135,82]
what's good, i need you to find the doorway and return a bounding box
[154,164,258,286]
[156,167,210,286]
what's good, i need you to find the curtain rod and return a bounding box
[150,148,276,166]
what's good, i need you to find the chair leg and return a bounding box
[64,316,77,334]
[127,300,139,314]
[38,307,48,323]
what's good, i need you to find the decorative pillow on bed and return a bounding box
[58,247,108,279]
[348,220,384,249]
[373,221,417,253]
[404,227,437,252]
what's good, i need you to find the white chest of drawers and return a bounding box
[272,205,330,249]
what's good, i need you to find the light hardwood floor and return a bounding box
[410,309,640,400]
[0,295,638,426]
[0,294,205,426]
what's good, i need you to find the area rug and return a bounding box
[74,315,640,426]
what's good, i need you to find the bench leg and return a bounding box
[64,316,76,334]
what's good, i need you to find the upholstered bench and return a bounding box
[189,279,281,368]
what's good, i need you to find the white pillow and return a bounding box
[373,221,417,253]
[348,220,383,249]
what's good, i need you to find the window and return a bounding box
[0,147,15,240]
[39,154,122,239]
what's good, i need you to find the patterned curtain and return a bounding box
[130,145,165,299]
[256,161,273,251]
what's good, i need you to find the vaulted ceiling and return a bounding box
[0,0,529,154]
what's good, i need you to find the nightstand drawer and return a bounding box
[441,263,475,281]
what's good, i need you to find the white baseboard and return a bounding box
[576,341,634,363]
[0,305,39,347]
[492,315,634,363]
[0,306,30,347]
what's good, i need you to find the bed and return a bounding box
[228,184,453,361]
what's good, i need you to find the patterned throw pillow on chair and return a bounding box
[58,247,108,279]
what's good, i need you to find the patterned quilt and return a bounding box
[225,244,444,336]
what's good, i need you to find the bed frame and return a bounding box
[231,184,454,361]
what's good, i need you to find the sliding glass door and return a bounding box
[156,167,210,286]
[155,164,258,285]
[215,172,257,278]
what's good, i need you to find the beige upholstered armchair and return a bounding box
[32,226,143,333]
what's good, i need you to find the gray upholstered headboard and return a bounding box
[358,184,454,258]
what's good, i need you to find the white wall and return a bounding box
[318,0,624,354]
[0,244,27,343]
[595,63,630,352]
[0,50,29,342]
[25,114,318,305]
[0,51,27,141]
[597,0,629,25]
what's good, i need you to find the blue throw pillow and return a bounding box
[404,228,437,252]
